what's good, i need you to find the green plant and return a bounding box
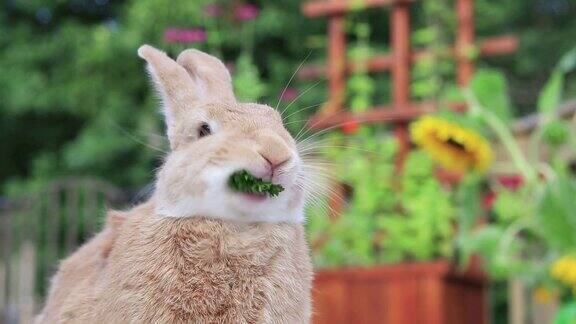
[411,0,454,101]
[307,131,455,267]
[347,22,375,113]
[455,47,576,301]
[0,0,321,194]
[3,0,576,195]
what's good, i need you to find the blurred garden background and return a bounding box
[2,0,576,323]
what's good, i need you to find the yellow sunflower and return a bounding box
[551,255,576,286]
[410,116,493,172]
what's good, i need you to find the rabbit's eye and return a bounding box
[198,122,212,138]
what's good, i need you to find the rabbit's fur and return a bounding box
[35,45,313,323]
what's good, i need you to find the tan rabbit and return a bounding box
[35,45,315,324]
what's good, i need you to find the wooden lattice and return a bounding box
[300,0,518,161]
[299,0,519,220]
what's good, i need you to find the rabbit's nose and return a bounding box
[256,130,292,174]
[260,153,290,171]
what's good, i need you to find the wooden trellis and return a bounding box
[300,0,518,161]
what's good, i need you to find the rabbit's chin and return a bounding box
[154,166,305,223]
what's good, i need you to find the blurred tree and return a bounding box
[474,0,576,114]
[0,0,325,194]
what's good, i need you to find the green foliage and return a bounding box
[411,0,454,101]
[228,169,284,197]
[307,132,455,267]
[492,188,534,224]
[535,178,576,251]
[541,120,570,147]
[459,49,576,299]
[454,174,482,233]
[0,0,323,194]
[459,225,526,278]
[347,22,374,112]
[470,69,513,123]
[383,151,455,261]
[2,0,576,195]
[233,53,268,102]
[538,46,576,116]
[539,71,565,115]
[554,301,576,324]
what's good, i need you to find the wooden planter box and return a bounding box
[312,261,487,324]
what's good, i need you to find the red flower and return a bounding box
[164,28,206,44]
[483,191,497,210]
[280,88,299,102]
[341,120,359,134]
[498,175,523,190]
[235,4,259,21]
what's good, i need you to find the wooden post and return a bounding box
[18,242,36,324]
[65,185,79,253]
[2,206,13,319]
[325,6,346,114]
[456,0,475,86]
[0,209,8,318]
[508,278,526,324]
[391,0,411,165]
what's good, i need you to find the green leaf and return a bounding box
[557,46,576,73]
[228,169,284,197]
[455,174,482,233]
[536,179,576,250]
[470,69,513,122]
[458,225,504,268]
[537,70,564,115]
[537,46,576,117]
[493,188,535,224]
[554,301,576,324]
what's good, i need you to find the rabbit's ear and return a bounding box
[176,48,235,104]
[138,45,199,141]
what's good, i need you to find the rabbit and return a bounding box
[35,45,316,324]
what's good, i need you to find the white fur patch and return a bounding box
[154,166,305,224]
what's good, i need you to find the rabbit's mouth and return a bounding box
[241,192,268,202]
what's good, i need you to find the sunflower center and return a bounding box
[445,138,466,151]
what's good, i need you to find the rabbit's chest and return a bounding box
[104,221,288,323]
[159,243,273,323]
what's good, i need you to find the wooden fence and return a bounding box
[0,178,128,324]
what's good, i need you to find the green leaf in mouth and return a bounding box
[228,169,285,197]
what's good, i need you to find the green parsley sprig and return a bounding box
[228,170,284,197]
